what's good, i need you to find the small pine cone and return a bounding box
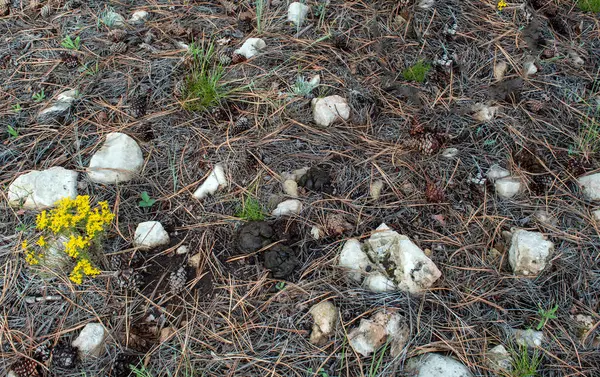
[425,182,445,203]
[63,0,81,10]
[10,358,42,377]
[567,157,586,177]
[324,213,352,236]
[173,80,185,98]
[231,53,247,65]
[231,116,250,135]
[33,343,51,363]
[110,41,128,54]
[416,132,443,155]
[108,29,127,42]
[169,267,187,294]
[60,52,79,69]
[40,4,52,18]
[332,32,350,50]
[409,117,424,135]
[218,50,232,66]
[526,100,544,113]
[531,174,553,195]
[130,90,150,118]
[116,269,142,291]
[51,344,77,369]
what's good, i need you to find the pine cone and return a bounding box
[324,213,352,236]
[173,80,185,98]
[169,267,187,294]
[110,41,128,54]
[108,29,127,42]
[567,157,587,177]
[51,344,77,369]
[231,53,247,65]
[116,268,142,291]
[425,182,445,203]
[33,343,51,363]
[40,4,52,18]
[231,117,250,135]
[60,52,79,69]
[238,11,254,33]
[531,174,553,195]
[526,100,544,113]
[406,132,444,155]
[218,50,232,66]
[409,117,424,135]
[130,90,150,118]
[112,353,139,377]
[10,358,42,377]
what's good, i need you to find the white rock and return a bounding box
[308,300,339,345]
[310,226,323,240]
[366,223,441,294]
[287,2,310,26]
[508,229,554,276]
[418,0,436,9]
[523,59,538,77]
[514,329,544,347]
[494,61,508,81]
[472,103,498,122]
[370,180,384,200]
[134,221,170,250]
[282,167,310,182]
[578,173,600,200]
[130,10,149,24]
[441,147,459,159]
[272,199,302,217]
[569,50,584,66]
[188,253,202,268]
[495,176,522,198]
[88,133,144,184]
[72,323,107,358]
[486,345,513,373]
[37,89,79,123]
[363,271,396,292]
[593,209,600,221]
[193,164,228,199]
[282,179,299,197]
[308,75,321,88]
[406,353,473,377]
[487,165,510,182]
[534,210,557,226]
[311,95,351,127]
[8,167,78,209]
[339,239,370,281]
[234,38,266,59]
[348,311,408,357]
[37,235,71,272]
[176,245,189,255]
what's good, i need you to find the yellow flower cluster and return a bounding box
[497,0,507,11]
[23,195,115,284]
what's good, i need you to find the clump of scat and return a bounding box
[111,352,141,377]
[298,165,334,194]
[236,221,274,254]
[263,244,299,279]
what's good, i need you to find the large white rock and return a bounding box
[578,173,600,200]
[287,2,310,26]
[363,271,395,293]
[508,229,554,276]
[311,95,350,127]
[338,239,370,282]
[366,223,441,294]
[272,199,302,217]
[495,176,522,198]
[72,323,107,358]
[134,221,170,250]
[234,38,266,59]
[8,167,78,209]
[487,164,510,182]
[406,353,473,377]
[193,164,228,199]
[37,89,79,123]
[88,133,144,184]
[348,311,408,357]
[308,300,339,345]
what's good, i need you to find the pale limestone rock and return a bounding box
[523,59,538,77]
[348,311,408,357]
[8,167,77,209]
[193,164,228,199]
[487,165,510,182]
[370,180,384,200]
[72,323,107,358]
[308,300,339,345]
[418,0,436,9]
[188,253,202,268]
[441,147,459,159]
[283,179,299,197]
[37,89,79,123]
[406,353,473,377]
[310,226,323,240]
[88,133,144,184]
[578,173,600,200]
[593,209,600,221]
[508,229,554,276]
[130,10,149,24]
[514,329,544,347]
[486,345,513,373]
[494,61,508,81]
[287,2,310,26]
[176,245,189,255]
[495,177,522,198]
[272,199,302,217]
[134,221,170,250]
[473,103,498,122]
[338,239,370,281]
[363,271,395,292]
[311,95,350,127]
[234,38,266,59]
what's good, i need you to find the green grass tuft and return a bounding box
[509,345,542,377]
[181,41,228,112]
[579,0,600,12]
[402,60,431,83]
[236,196,265,221]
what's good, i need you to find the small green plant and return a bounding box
[509,345,542,377]
[32,89,45,102]
[7,124,18,138]
[235,196,265,221]
[402,60,432,83]
[12,103,22,113]
[16,222,34,232]
[82,61,100,76]
[99,8,122,28]
[61,35,81,50]
[578,0,600,12]
[368,341,389,377]
[130,365,153,377]
[275,281,286,290]
[536,304,559,330]
[255,0,266,34]
[138,191,157,208]
[292,76,319,96]
[181,40,228,112]
[307,368,329,377]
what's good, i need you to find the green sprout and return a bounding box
[138,191,157,208]
[7,125,18,138]
[32,89,46,102]
[61,35,81,50]
[402,60,432,83]
[536,304,559,330]
[235,196,265,221]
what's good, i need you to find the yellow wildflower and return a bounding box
[21,240,28,250]
[36,235,46,247]
[63,235,89,258]
[25,250,40,265]
[69,258,101,284]
[36,211,49,230]
[497,0,507,11]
